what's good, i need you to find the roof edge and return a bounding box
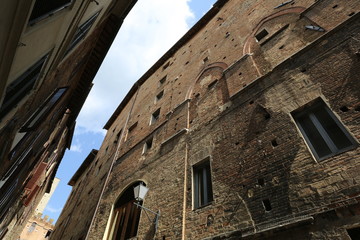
[103,0,229,129]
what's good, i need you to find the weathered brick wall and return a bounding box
[86,0,360,239]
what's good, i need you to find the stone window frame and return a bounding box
[291,98,358,161]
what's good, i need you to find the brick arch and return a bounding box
[242,7,306,75]
[243,7,306,55]
[185,62,228,100]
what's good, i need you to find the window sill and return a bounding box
[193,201,214,211]
[315,144,358,163]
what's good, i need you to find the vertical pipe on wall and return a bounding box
[86,85,140,240]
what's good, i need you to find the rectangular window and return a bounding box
[21,87,68,132]
[155,90,164,102]
[150,108,160,125]
[0,54,48,120]
[292,99,357,161]
[128,122,137,132]
[143,137,153,154]
[193,160,213,209]
[29,0,73,25]
[158,76,166,87]
[65,12,100,55]
[113,129,122,144]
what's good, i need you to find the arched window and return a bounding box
[28,222,37,232]
[109,182,144,240]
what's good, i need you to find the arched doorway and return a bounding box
[110,181,144,240]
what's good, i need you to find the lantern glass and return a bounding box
[134,183,149,201]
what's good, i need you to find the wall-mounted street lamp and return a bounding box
[133,183,161,233]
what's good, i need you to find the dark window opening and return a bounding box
[193,160,213,209]
[45,229,52,238]
[262,199,272,211]
[292,99,357,160]
[159,76,166,87]
[29,0,72,25]
[208,80,218,89]
[340,106,349,112]
[143,137,153,154]
[114,130,122,144]
[0,54,48,120]
[347,227,360,240]
[155,90,164,102]
[150,108,160,125]
[258,178,265,187]
[128,122,138,132]
[65,12,99,55]
[255,29,268,42]
[162,62,170,70]
[21,87,68,132]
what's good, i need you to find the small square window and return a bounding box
[292,99,357,161]
[159,76,166,87]
[150,108,160,125]
[162,62,170,70]
[255,29,268,42]
[128,122,137,132]
[193,160,213,209]
[125,122,137,141]
[155,90,164,102]
[143,137,153,154]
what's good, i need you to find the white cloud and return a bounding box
[69,138,82,153]
[45,204,62,213]
[76,0,194,134]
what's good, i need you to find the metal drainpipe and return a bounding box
[84,85,140,240]
[181,100,191,240]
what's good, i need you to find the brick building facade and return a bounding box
[0,0,137,239]
[54,0,360,239]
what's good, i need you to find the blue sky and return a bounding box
[43,0,216,222]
